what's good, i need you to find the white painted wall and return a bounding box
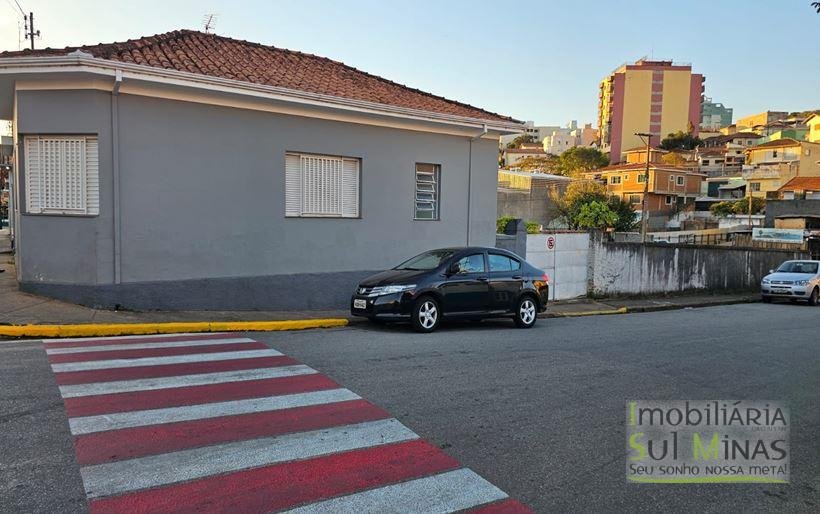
[526,233,589,300]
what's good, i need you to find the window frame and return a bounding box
[665,195,674,205]
[488,253,521,273]
[23,134,100,217]
[454,252,487,275]
[414,162,441,221]
[609,175,621,185]
[676,176,685,186]
[284,151,361,219]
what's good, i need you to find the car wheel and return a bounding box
[412,296,440,333]
[809,287,819,306]
[514,295,538,328]
[761,295,772,303]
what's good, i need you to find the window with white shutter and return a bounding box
[284,153,359,218]
[414,163,440,220]
[24,135,99,215]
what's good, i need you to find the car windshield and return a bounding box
[776,261,818,274]
[394,250,456,270]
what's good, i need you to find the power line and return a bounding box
[9,0,24,16]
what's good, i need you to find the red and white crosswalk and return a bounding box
[43,332,532,513]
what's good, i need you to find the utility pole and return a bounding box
[636,132,653,243]
[24,12,40,50]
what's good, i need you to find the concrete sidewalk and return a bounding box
[0,260,757,330]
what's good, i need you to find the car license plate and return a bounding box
[353,299,367,309]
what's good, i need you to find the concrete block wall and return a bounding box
[589,234,808,296]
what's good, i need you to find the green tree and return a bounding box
[556,147,610,176]
[607,196,639,231]
[731,197,765,215]
[506,134,536,149]
[659,131,703,151]
[709,198,765,217]
[576,201,618,230]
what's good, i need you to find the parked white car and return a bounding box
[761,260,820,305]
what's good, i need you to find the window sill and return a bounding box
[23,212,99,218]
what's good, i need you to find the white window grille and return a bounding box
[415,163,440,220]
[24,135,99,215]
[285,153,360,218]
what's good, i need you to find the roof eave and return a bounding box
[0,54,525,134]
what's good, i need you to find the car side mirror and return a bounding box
[446,263,460,276]
[768,269,774,274]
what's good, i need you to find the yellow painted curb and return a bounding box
[0,319,349,339]
[553,307,629,317]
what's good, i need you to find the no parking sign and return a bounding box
[546,235,556,250]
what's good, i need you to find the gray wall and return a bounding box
[15,89,499,310]
[589,233,808,296]
[764,199,820,228]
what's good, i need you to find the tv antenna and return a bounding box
[202,14,218,33]
[23,12,41,50]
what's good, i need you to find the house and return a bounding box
[502,146,549,167]
[0,30,523,310]
[742,139,820,198]
[776,177,820,200]
[585,163,705,225]
[806,113,820,143]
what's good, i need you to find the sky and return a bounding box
[1,0,819,127]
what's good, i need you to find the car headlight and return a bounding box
[794,280,809,286]
[370,284,416,296]
[761,278,770,284]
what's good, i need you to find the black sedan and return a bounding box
[350,247,550,332]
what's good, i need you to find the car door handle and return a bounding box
[477,277,489,282]
[512,275,522,279]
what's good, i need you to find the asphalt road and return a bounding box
[259,303,819,513]
[1,303,817,513]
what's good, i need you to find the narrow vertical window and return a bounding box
[414,163,440,220]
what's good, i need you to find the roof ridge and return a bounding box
[1,29,516,123]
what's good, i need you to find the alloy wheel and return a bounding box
[520,299,536,325]
[419,300,438,329]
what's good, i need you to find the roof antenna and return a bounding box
[202,13,218,34]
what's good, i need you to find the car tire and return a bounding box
[761,295,772,303]
[412,296,441,333]
[809,287,819,307]
[514,295,538,328]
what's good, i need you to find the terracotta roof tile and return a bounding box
[778,177,820,191]
[1,29,517,123]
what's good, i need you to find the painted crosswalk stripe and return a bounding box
[48,341,268,363]
[51,349,283,372]
[69,388,361,435]
[53,355,299,385]
[80,418,419,499]
[87,440,461,514]
[466,499,535,513]
[58,364,317,398]
[64,373,340,417]
[282,468,508,514]
[75,399,389,465]
[45,337,257,354]
[43,332,232,346]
